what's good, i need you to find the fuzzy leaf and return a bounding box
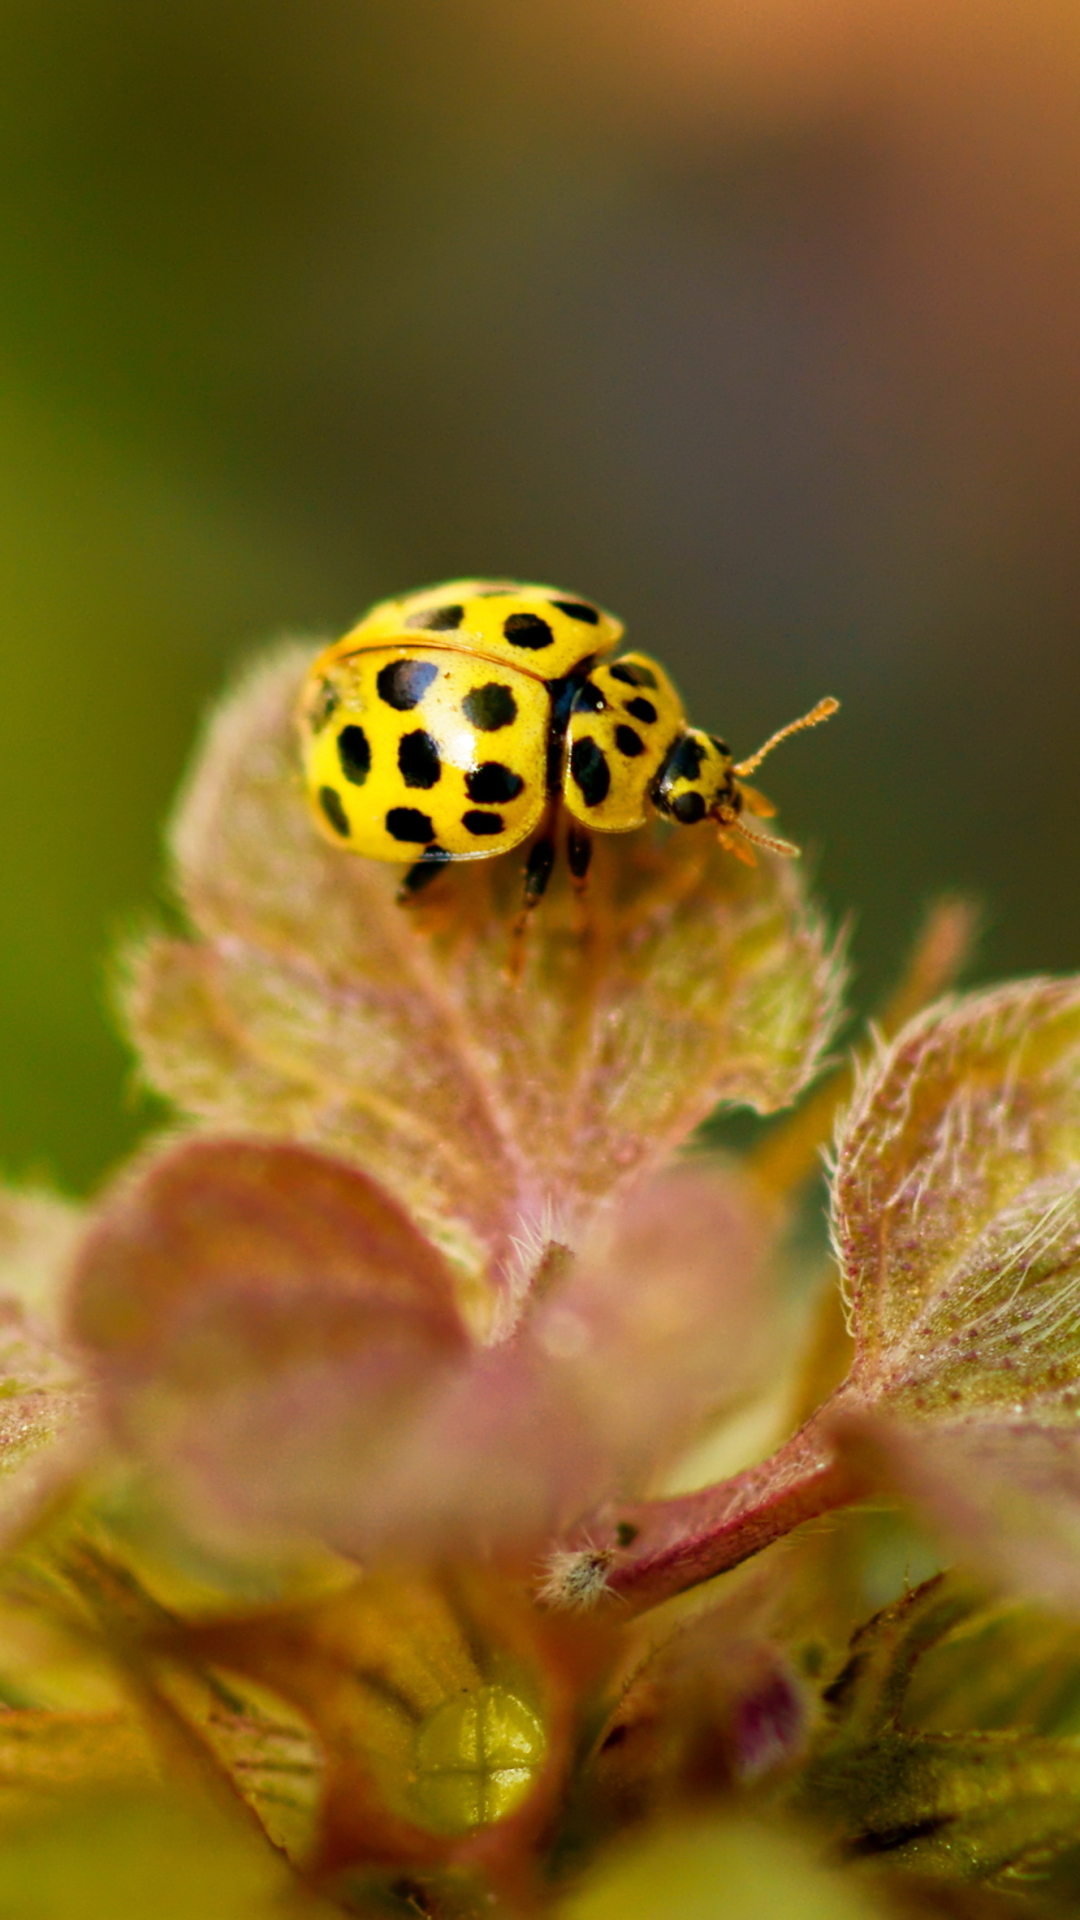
[835,979,1080,1406]
[125,646,840,1312]
[70,1138,468,1550]
[0,1188,90,1543]
[827,979,1080,1607]
[551,980,1080,1614]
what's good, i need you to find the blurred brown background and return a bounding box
[3,0,1080,1190]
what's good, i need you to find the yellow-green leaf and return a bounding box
[555,1815,884,1920]
[0,1788,333,1918]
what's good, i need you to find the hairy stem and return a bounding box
[550,1410,866,1616]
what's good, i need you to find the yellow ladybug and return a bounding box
[297,579,837,908]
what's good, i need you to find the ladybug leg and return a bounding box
[507,811,560,979]
[567,822,593,889]
[397,847,452,904]
[522,832,557,911]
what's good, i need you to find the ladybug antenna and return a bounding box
[733,696,839,779]
[730,814,801,860]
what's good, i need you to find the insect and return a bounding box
[297,578,838,909]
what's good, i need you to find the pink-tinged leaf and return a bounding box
[527,1163,775,1486]
[0,1190,90,1543]
[71,1139,774,1564]
[69,1139,468,1550]
[834,978,1080,1401]
[124,646,841,1314]
[836,1417,1080,1616]
[313,1165,775,1557]
[823,979,1080,1606]
[547,980,1080,1613]
[589,1583,810,1819]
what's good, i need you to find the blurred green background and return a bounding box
[4,0,1080,1192]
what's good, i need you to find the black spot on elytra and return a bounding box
[615,725,645,758]
[462,809,505,836]
[574,680,607,715]
[466,762,524,804]
[671,791,706,824]
[318,786,350,837]
[403,602,464,632]
[377,659,439,710]
[308,679,339,731]
[462,682,517,731]
[549,598,599,624]
[710,735,731,756]
[503,611,555,650]
[337,724,371,785]
[398,730,442,789]
[385,806,435,843]
[570,737,611,807]
[625,696,658,725]
[666,735,706,781]
[610,661,659,690]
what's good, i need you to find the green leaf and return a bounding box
[0,1710,158,1827]
[0,1788,333,1918]
[554,1815,884,1920]
[152,1660,323,1865]
[799,1580,1080,1885]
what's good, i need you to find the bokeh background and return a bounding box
[3,0,1080,1192]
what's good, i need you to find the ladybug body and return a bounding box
[297,579,837,904]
